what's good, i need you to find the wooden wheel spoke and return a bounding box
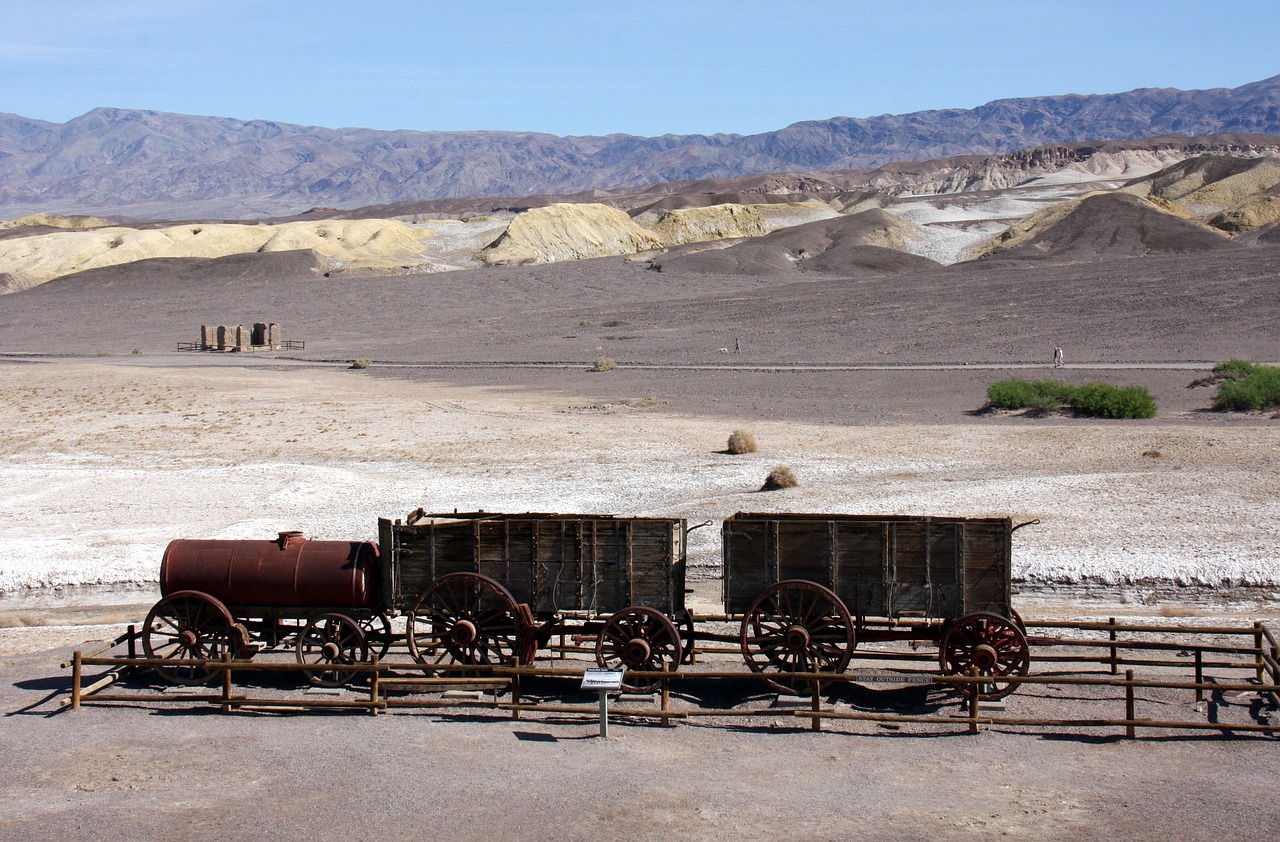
[408,574,527,669]
[595,607,681,692]
[939,612,1030,701]
[740,580,854,695]
[144,592,235,686]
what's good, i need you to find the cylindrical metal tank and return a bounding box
[159,531,379,609]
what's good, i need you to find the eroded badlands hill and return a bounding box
[2,136,1279,293]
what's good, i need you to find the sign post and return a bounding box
[580,668,624,738]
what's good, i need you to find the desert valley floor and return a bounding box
[1,235,1279,839]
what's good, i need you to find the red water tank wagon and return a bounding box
[159,531,380,609]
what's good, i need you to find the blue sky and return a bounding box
[3,1,1277,137]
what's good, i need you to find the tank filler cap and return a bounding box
[277,531,305,548]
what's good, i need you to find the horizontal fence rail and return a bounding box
[59,619,1280,740]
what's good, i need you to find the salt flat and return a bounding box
[2,362,1276,605]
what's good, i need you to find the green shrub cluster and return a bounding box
[1212,360,1280,411]
[1070,383,1157,419]
[986,379,1156,419]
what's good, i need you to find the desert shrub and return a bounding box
[591,356,616,372]
[1213,363,1280,411]
[350,358,371,369]
[727,429,757,454]
[986,378,1156,418]
[760,465,797,491]
[987,379,1073,412]
[1212,359,1257,381]
[1070,382,1157,419]
[986,379,1040,410]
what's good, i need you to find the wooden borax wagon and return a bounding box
[379,510,690,691]
[723,512,1035,697]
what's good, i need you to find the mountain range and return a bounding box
[2,75,1279,220]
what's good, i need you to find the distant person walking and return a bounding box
[735,337,741,353]
[1053,345,1064,367]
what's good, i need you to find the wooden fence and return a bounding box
[61,617,1280,739]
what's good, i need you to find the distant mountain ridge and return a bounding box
[1,75,1279,219]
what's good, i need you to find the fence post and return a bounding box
[512,655,522,721]
[968,668,981,734]
[1125,669,1135,739]
[1194,650,1204,704]
[1255,622,1265,684]
[71,650,82,711]
[221,653,233,714]
[369,655,380,716]
[661,663,672,728]
[1109,617,1118,675]
[810,679,822,733]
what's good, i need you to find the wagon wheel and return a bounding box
[939,611,1030,701]
[515,603,539,666]
[406,573,530,670]
[142,590,238,686]
[739,580,855,696]
[595,606,682,693]
[675,608,696,665]
[296,613,370,687]
[357,612,394,660]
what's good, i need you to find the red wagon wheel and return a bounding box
[406,573,532,669]
[740,580,855,695]
[142,590,238,686]
[595,606,682,693]
[296,613,370,687]
[675,608,697,665]
[357,612,394,660]
[939,611,1030,700]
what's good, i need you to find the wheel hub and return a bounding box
[450,619,478,646]
[973,643,999,670]
[179,629,199,649]
[321,641,341,661]
[624,637,652,666]
[784,624,811,652]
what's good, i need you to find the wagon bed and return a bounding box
[379,510,687,617]
[723,512,1015,622]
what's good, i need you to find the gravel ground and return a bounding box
[3,628,1280,842]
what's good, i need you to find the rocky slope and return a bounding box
[6,140,1280,292]
[2,77,1278,219]
[973,193,1233,262]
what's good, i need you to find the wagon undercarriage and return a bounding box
[143,511,1035,700]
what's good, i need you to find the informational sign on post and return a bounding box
[581,669,624,738]
[580,668,624,691]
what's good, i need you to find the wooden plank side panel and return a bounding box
[774,521,833,587]
[889,522,930,615]
[723,519,773,614]
[391,521,478,607]
[533,519,581,615]
[834,523,888,617]
[625,520,684,613]
[586,520,628,615]
[476,520,538,606]
[962,520,1012,615]
[927,523,963,619]
[377,518,396,613]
